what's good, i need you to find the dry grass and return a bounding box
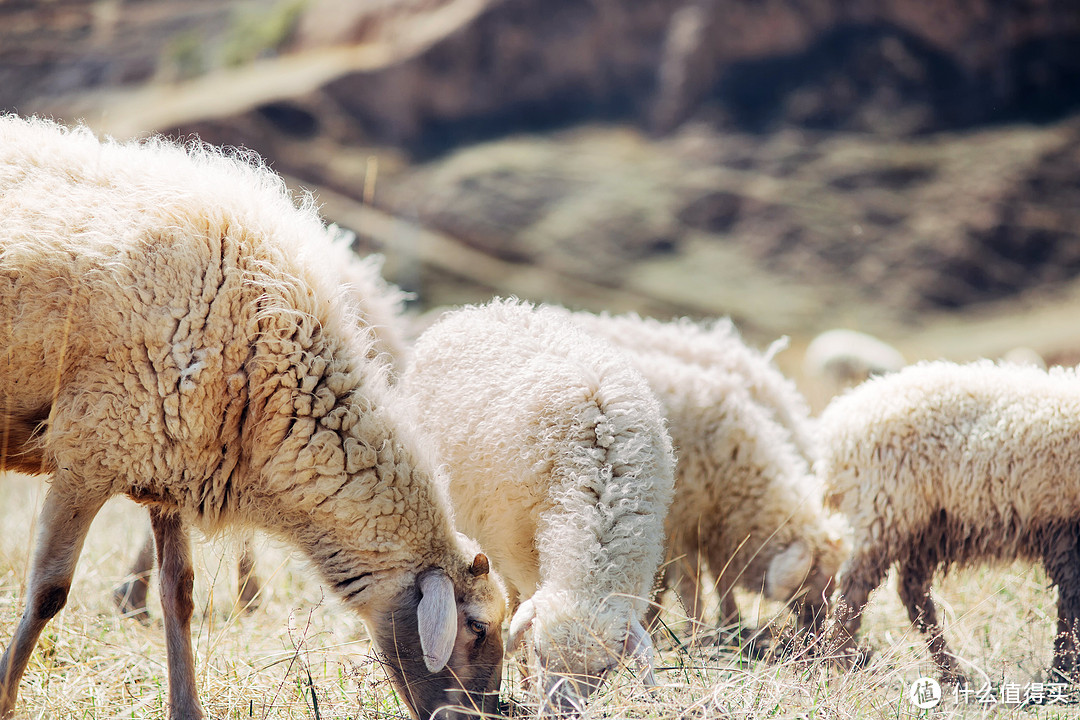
[1,471,1076,719]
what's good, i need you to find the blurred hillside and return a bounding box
[6,0,1080,365]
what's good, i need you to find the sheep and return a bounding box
[1001,345,1047,370]
[399,298,676,714]
[0,115,505,720]
[818,359,1080,681]
[802,328,905,412]
[113,248,413,620]
[560,311,848,643]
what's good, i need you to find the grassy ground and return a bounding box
[0,472,1075,719]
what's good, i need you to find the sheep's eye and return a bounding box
[467,619,487,637]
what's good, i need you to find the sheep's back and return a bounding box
[404,299,675,601]
[819,360,1080,542]
[566,310,817,463]
[0,116,372,519]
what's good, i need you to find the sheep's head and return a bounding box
[369,552,506,720]
[508,593,655,716]
[765,514,851,634]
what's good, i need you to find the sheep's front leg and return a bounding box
[0,486,105,718]
[150,507,205,720]
[714,574,742,636]
[714,573,777,659]
[113,525,155,621]
[1053,584,1080,683]
[661,530,708,632]
[897,553,962,682]
[674,555,708,630]
[825,545,889,669]
[703,537,741,635]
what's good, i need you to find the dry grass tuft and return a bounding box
[0,471,1073,718]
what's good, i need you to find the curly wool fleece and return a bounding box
[401,298,676,682]
[819,359,1080,678]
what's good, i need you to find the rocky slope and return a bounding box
[6,0,1080,360]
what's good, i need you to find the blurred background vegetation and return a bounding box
[5,0,1080,377]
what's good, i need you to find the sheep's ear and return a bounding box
[765,541,813,601]
[417,571,458,672]
[508,598,536,651]
[469,553,489,577]
[623,617,656,687]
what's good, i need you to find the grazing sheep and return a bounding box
[562,311,848,641]
[400,298,675,713]
[819,360,1080,681]
[802,328,905,412]
[113,248,412,621]
[0,115,505,720]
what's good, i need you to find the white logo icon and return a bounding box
[909,677,943,709]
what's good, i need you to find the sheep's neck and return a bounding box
[233,283,458,608]
[250,388,458,610]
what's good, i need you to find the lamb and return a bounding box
[399,298,676,713]
[818,359,1080,681]
[113,248,413,620]
[0,115,505,720]
[802,328,905,412]
[560,311,848,641]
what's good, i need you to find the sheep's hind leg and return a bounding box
[113,524,155,622]
[150,506,205,720]
[1042,523,1080,684]
[0,486,105,718]
[897,553,962,682]
[711,567,772,659]
[673,546,710,639]
[236,534,261,612]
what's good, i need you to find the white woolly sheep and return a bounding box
[802,328,905,412]
[0,115,505,720]
[562,311,848,642]
[400,298,676,713]
[113,247,413,620]
[819,360,1080,681]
